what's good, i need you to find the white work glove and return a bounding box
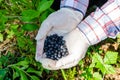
[35,8,83,40]
[35,8,84,68]
[36,28,89,70]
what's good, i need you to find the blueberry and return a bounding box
[61,52,65,56]
[54,50,58,53]
[43,34,69,60]
[61,40,65,45]
[57,54,62,58]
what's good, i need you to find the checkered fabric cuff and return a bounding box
[60,0,89,16]
[78,0,120,45]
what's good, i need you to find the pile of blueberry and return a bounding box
[43,34,69,60]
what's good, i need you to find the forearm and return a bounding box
[101,0,120,37]
[78,0,120,45]
[60,0,89,16]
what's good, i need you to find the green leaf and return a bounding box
[11,24,19,30]
[104,51,118,64]
[92,53,103,64]
[13,71,20,80]
[37,0,54,14]
[0,69,7,80]
[92,53,106,74]
[0,62,2,69]
[40,10,50,22]
[0,55,9,67]
[20,70,28,80]
[93,72,102,80]
[117,34,120,38]
[95,63,106,74]
[15,60,29,68]
[11,66,28,80]
[22,24,39,31]
[104,64,115,74]
[0,33,3,42]
[6,29,15,38]
[31,76,39,80]
[0,0,2,2]
[27,67,42,77]
[50,78,54,80]
[117,34,120,43]
[17,37,26,48]
[21,9,39,21]
[0,12,7,31]
[92,53,115,74]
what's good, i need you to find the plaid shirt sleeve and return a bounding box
[60,0,89,16]
[78,0,120,45]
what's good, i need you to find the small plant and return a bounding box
[79,49,118,80]
[0,0,54,79]
[0,52,44,80]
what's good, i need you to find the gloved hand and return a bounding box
[35,8,83,63]
[35,8,83,40]
[36,28,90,70]
[35,0,120,70]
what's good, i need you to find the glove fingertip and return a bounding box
[36,21,52,40]
[35,32,44,40]
[40,58,57,68]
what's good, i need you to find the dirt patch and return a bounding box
[104,68,120,80]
